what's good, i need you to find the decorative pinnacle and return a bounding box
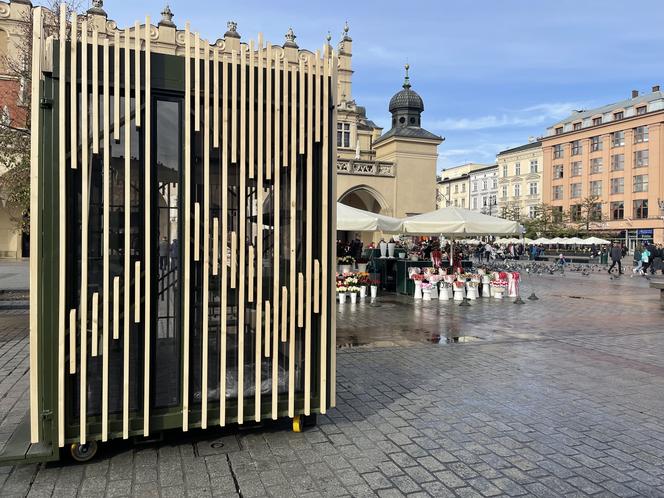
[87,0,107,16]
[326,31,332,44]
[342,20,352,41]
[159,4,176,27]
[284,27,298,48]
[225,20,240,39]
[403,63,411,89]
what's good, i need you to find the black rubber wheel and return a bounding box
[69,441,98,463]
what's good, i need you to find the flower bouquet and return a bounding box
[421,282,434,300]
[336,283,348,304]
[347,285,360,304]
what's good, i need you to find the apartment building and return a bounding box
[469,165,499,215]
[542,87,664,247]
[496,140,543,219]
[436,163,490,209]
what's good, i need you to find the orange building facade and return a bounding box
[542,88,664,247]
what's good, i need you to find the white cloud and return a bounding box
[429,102,587,131]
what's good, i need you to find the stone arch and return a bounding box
[338,184,390,215]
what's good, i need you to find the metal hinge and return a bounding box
[41,409,53,421]
[39,98,53,109]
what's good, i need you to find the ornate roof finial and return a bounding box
[343,20,352,41]
[326,31,332,45]
[87,0,107,17]
[403,63,411,89]
[284,27,298,48]
[159,4,176,28]
[225,20,241,39]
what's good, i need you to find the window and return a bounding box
[633,199,648,219]
[634,149,649,168]
[634,126,649,143]
[573,122,582,130]
[552,185,564,200]
[636,105,647,116]
[590,180,602,196]
[337,122,350,148]
[530,160,538,173]
[553,164,564,179]
[553,144,564,158]
[571,140,582,155]
[454,184,459,193]
[552,206,564,222]
[529,182,538,195]
[614,111,624,120]
[473,182,478,192]
[461,183,466,193]
[611,154,624,171]
[502,185,508,198]
[590,157,603,174]
[445,185,450,194]
[590,135,602,152]
[611,201,624,220]
[514,184,521,197]
[461,198,465,208]
[610,177,624,194]
[570,204,582,221]
[472,197,478,210]
[502,164,508,177]
[482,197,487,207]
[454,199,458,206]
[571,161,582,177]
[492,179,498,189]
[570,183,582,198]
[633,174,648,193]
[593,117,602,126]
[528,206,538,218]
[589,203,602,221]
[611,131,625,147]
[555,126,563,135]
[515,162,521,175]
[481,180,486,191]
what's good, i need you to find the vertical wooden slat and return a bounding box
[289,65,296,348]
[297,272,304,328]
[70,12,77,169]
[69,309,76,374]
[315,51,321,143]
[212,217,219,276]
[80,19,89,445]
[213,47,219,148]
[134,21,141,128]
[314,259,320,313]
[237,43,247,425]
[194,202,200,261]
[122,27,132,440]
[230,231,236,288]
[143,15,152,437]
[320,53,330,414]
[220,50,229,427]
[299,58,305,155]
[102,36,110,440]
[194,33,200,131]
[201,40,210,430]
[134,261,140,323]
[91,293,99,357]
[29,8,42,444]
[273,53,281,347]
[304,55,313,416]
[182,22,192,431]
[92,29,99,154]
[248,245,254,302]
[248,41,255,180]
[265,43,272,181]
[254,34,264,422]
[231,50,238,163]
[282,53,289,169]
[113,30,120,142]
[57,3,66,448]
[330,50,338,408]
[113,277,120,340]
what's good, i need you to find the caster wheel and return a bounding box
[69,441,98,463]
[292,415,302,433]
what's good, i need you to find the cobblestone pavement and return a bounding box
[2,273,664,497]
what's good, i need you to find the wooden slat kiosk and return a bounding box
[1,3,336,464]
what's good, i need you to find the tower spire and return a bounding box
[403,63,411,89]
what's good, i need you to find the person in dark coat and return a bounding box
[608,242,623,274]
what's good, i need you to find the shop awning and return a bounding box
[336,203,403,233]
[400,207,521,236]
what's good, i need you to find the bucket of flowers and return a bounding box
[337,255,355,274]
[336,282,348,304]
[452,279,466,300]
[410,273,425,299]
[421,282,434,300]
[490,276,508,299]
[466,280,480,300]
[370,278,380,299]
[357,272,370,298]
[439,280,452,300]
[348,285,360,304]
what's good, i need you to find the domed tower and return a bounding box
[373,65,444,217]
[388,64,424,128]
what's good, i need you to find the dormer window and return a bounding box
[614,111,624,120]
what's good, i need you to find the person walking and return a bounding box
[641,244,652,275]
[608,242,623,275]
[632,245,644,276]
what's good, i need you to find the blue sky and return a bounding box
[79,0,664,172]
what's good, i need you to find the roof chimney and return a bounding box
[653,85,660,92]
[632,90,639,98]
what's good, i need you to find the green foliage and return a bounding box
[0,126,30,231]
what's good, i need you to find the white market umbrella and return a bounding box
[336,203,403,233]
[548,237,567,244]
[532,237,550,244]
[566,237,586,245]
[400,207,521,236]
[584,236,610,245]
